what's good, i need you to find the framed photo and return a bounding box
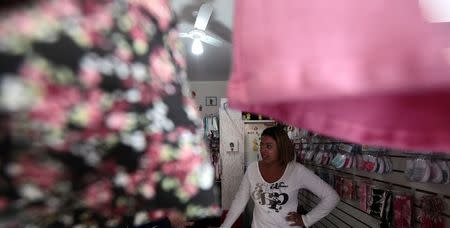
[205,96,217,106]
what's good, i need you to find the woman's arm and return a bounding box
[297,166,340,227]
[220,173,251,228]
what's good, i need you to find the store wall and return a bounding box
[188,81,228,117]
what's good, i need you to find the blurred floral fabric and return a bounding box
[0,0,218,226]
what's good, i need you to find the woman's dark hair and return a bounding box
[261,126,294,165]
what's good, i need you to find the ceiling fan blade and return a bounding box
[194,3,213,31]
[200,33,222,47]
[179,32,193,39]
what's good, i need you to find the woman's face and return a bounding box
[260,135,279,165]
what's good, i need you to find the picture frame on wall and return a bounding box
[205,96,217,106]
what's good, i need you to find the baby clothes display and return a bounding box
[229,0,450,152]
[418,196,445,228]
[369,188,389,219]
[405,157,450,183]
[367,186,394,227]
[297,130,449,228]
[342,178,356,201]
[393,193,413,228]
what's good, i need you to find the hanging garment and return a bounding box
[342,178,355,200]
[393,194,412,228]
[369,188,388,219]
[334,176,345,197]
[437,160,450,184]
[0,0,218,226]
[380,191,393,228]
[228,0,450,152]
[358,182,369,212]
[418,196,445,228]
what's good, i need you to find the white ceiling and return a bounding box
[171,0,234,81]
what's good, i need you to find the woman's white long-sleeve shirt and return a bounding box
[221,161,339,228]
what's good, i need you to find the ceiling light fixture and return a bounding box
[192,38,204,55]
[180,3,222,56]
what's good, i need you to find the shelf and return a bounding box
[243,120,276,124]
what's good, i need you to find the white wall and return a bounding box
[219,98,245,210]
[188,81,228,117]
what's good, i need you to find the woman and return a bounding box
[0,0,217,227]
[220,126,339,227]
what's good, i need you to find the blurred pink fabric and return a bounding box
[228,0,450,152]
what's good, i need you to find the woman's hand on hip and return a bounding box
[286,212,305,227]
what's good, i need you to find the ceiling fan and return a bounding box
[179,3,222,55]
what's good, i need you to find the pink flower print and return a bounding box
[85,90,104,127]
[15,156,64,189]
[80,68,102,88]
[178,144,202,164]
[162,161,187,180]
[86,89,103,103]
[145,144,162,170]
[40,0,80,19]
[62,87,82,107]
[172,48,187,69]
[150,132,165,143]
[111,202,128,217]
[45,85,81,110]
[87,30,106,47]
[149,48,175,84]
[135,83,159,105]
[30,98,67,128]
[98,159,118,176]
[115,47,133,62]
[126,171,143,195]
[91,9,114,31]
[166,30,186,68]
[130,25,147,42]
[87,103,103,127]
[161,144,202,181]
[140,182,156,199]
[106,112,128,131]
[83,180,113,209]
[166,29,179,49]
[111,100,131,112]
[166,131,178,143]
[133,0,172,31]
[0,197,9,211]
[69,102,102,128]
[180,182,198,198]
[164,128,179,143]
[29,85,79,129]
[148,209,167,220]
[19,61,49,85]
[11,12,35,36]
[81,1,114,30]
[122,77,135,89]
[183,96,197,108]
[126,170,156,199]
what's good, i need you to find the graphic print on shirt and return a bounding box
[252,182,289,212]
